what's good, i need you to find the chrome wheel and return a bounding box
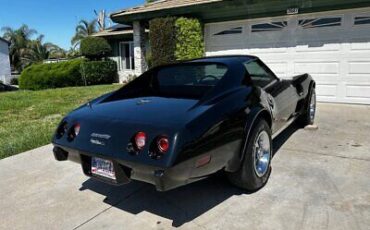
[309,90,316,123]
[253,131,271,177]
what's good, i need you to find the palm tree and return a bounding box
[21,35,66,66]
[66,47,80,58]
[71,19,97,48]
[1,24,37,72]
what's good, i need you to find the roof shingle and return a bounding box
[111,0,223,17]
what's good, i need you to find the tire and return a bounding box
[227,119,272,191]
[298,87,316,126]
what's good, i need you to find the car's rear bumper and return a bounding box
[53,145,226,191]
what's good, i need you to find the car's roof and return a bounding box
[188,55,258,64]
[151,55,258,70]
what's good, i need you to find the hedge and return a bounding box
[149,17,204,67]
[80,37,112,60]
[19,59,118,90]
[149,17,177,67]
[80,60,118,85]
[175,17,205,61]
[19,59,84,90]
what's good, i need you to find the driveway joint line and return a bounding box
[283,148,370,162]
[73,185,145,230]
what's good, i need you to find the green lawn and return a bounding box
[0,84,121,159]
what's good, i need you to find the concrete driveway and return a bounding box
[0,103,369,230]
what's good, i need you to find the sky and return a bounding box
[0,0,144,50]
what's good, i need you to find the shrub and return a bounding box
[149,17,177,67]
[80,60,118,85]
[175,17,204,60]
[149,17,204,67]
[80,37,112,60]
[10,78,19,85]
[19,59,84,90]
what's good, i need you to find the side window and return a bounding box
[244,60,276,88]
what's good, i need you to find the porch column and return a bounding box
[133,21,147,76]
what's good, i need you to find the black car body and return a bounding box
[52,55,315,191]
[0,83,18,92]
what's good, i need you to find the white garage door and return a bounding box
[205,7,370,104]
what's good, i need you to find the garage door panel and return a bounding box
[247,47,288,54]
[294,62,339,75]
[263,61,288,78]
[345,85,370,99]
[308,74,340,84]
[209,36,244,47]
[348,61,370,74]
[206,8,370,104]
[349,41,370,51]
[316,84,338,97]
[295,42,341,52]
[206,46,245,55]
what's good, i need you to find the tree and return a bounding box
[21,35,66,66]
[1,24,37,72]
[2,24,66,71]
[66,47,80,58]
[71,19,98,48]
[80,36,111,60]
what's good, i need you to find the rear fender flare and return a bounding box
[303,80,316,111]
[225,106,272,172]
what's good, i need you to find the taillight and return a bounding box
[68,123,80,141]
[56,121,68,138]
[135,132,146,150]
[73,123,81,136]
[157,136,169,153]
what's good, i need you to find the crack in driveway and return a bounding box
[283,148,370,162]
[73,185,145,230]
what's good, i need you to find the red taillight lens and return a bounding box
[56,121,68,138]
[135,132,146,150]
[74,123,81,136]
[157,137,169,153]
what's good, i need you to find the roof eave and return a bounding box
[0,37,10,45]
[111,0,226,24]
[111,0,370,25]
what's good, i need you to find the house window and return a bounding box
[354,16,370,25]
[299,17,342,29]
[214,27,243,35]
[120,42,134,70]
[251,21,287,32]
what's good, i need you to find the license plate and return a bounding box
[91,157,116,180]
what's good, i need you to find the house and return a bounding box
[0,37,11,84]
[93,24,149,83]
[98,0,370,104]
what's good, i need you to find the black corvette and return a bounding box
[52,55,316,191]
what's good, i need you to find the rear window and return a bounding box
[153,63,228,98]
[157,64,228,86]
[103,63,229,101]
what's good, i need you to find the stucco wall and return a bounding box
[0,40,11,84]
